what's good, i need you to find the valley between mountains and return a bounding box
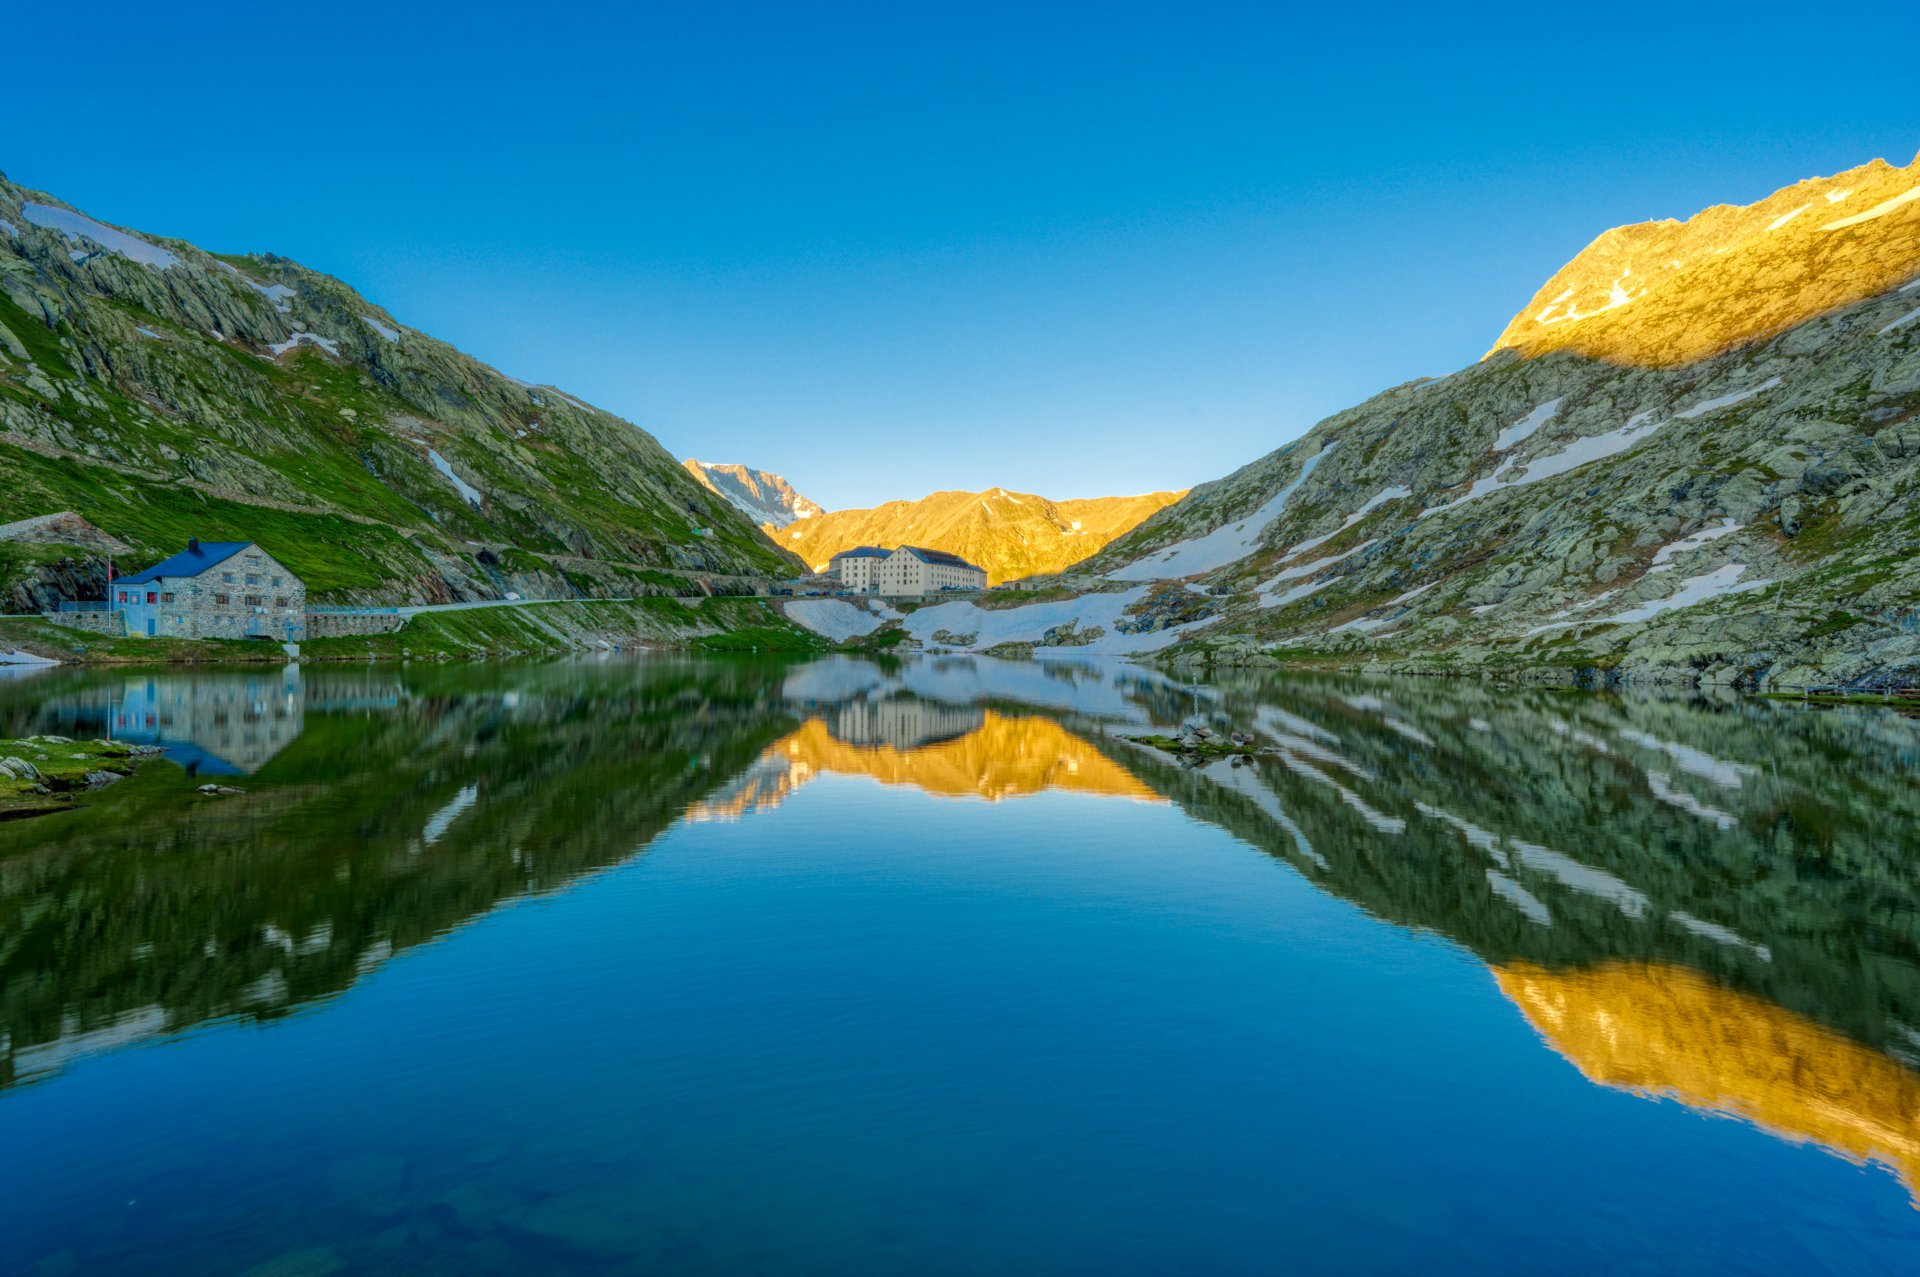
[1,149,1918,686]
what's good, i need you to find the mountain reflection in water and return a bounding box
[1498,962,1920,1200]
[691,710,1161,820]
[2,653,1918,1204]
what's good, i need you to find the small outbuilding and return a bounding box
[115,539,306,641]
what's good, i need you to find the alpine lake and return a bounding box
[3,653,1919,1276]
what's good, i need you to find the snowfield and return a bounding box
[899,587,1218,654]
[1648,519,1743,571]
[784,599,891,643]
[1527,564,1772,635]
[779,652,1186,723]
[269,332,340,356]
[1423,380,1782,521]
[20,203,179,269]
[1820,184,1920,231]
[1108,447,1332,580]
[427,449,484,507]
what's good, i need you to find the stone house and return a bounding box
[115,540,307,641]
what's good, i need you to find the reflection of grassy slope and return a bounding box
[0,660,800,1086]
[1087,671,1920,1063]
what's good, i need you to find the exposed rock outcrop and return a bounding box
[1068,149,1920,686]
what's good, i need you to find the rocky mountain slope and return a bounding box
[682,459,822,528]
[0,176,800,607]
[777,486,1184,585]
[997,150,1920,687]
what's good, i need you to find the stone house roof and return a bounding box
[119,540,257,585]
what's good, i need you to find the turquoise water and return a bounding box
[3,656,1919,1274]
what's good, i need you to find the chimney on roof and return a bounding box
[188,537,200,552]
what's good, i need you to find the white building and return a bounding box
[826,545,890,591]
[829,544,987,595]
[876,545,987,595]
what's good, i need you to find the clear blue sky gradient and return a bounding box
[8,2,1917,510]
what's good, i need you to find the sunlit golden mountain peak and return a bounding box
[1489,150,1920,366]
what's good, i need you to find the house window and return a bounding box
[214,593,230,605]
[246,575,258,585]
[146,591,157,604]
[275,597,289,608]
[117,590,128,603]
[271,577,281,587]
[222,573,234,583]
[244,594,264,607]
[160,592,175,603]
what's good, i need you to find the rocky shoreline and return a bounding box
[0,736,167,819]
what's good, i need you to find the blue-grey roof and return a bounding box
[829,545,891,560]
[898,545,984,571]
[119,541,254,584]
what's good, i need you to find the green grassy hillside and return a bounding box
[0,177,802,607]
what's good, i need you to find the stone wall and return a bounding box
[306,612,409,639]
[42,610,126,637]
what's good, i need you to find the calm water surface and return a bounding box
[3,655,1919,1274]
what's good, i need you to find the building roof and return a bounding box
[829,545,891,560]
[119,540,255,585]
[894,545,985,571]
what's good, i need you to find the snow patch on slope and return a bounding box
[1277,486,1412,561]
[19,203,178,269]
[1494,399,1563,450]
[1108,447,1332,580]
[785,599,889,643]
[1648,519,1743,570]
[1879,306,1920,336]
[1423,381,1781,521]
[1526,564,1771,635]
[269,332,339,356]
[1820,185,1920,231]
[427,449,483,507]
[900,587,1214,655]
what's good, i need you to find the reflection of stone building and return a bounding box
[834,698,983,750]
[111,669,306,774]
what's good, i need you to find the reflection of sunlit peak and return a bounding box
[784,712,1158,803]
[1497,962,1920,1203]
[690,712,1159,819]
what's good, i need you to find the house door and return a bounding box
[146,618,155,637]
[247,613,260,637]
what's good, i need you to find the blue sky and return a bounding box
[8,2,1917,510]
